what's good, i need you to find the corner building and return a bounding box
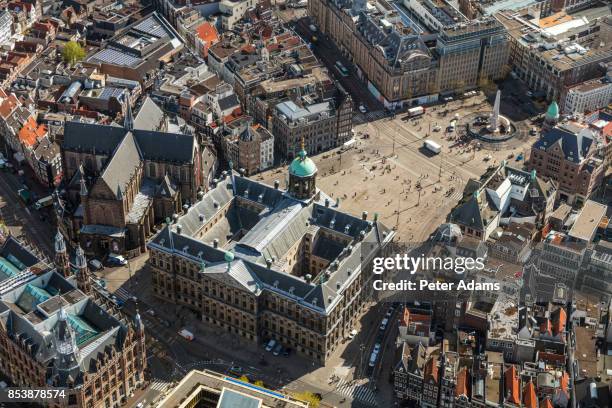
[0,234,146,408]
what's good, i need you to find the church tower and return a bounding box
[132,309,147,381]
[288,139,317,200]
[54,230,70,277]
[544,100,559,129]
[75,245,91,295]
[51,306,81,387]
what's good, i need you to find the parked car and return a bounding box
[107,253,127,266]
[359,104,367,114]
[368,350,379,367]
[283,348,292,357]
[89,259,103,270]
[385,307,394,318]
[373,343,381,354]
[273,344,283,356]
[379,318,389,331]
[265,339,276,352]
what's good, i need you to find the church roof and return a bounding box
[99,132,141,199]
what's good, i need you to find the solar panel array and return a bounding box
[89,48,141,68]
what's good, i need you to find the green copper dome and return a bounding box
[546,101,559,119]
[224,251,234,263]
[289,149,317,178]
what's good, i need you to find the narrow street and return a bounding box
[0,161,55,258]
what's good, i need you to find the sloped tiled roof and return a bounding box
[18,116,46,147]
[552,307,566,336]
[534,124,594,164]
[133,97,165,132]
[504,365,520,405]
[523,381,537,408]
[196,22,218,43]
[99,132,141,199]
[133,130,194,164]
[456,367,469,398]
[423,356,439,383]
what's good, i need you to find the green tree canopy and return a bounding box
[292,391,321,408]
[63,41,86,66]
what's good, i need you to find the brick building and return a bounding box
[528,123,605,205]
[60,99,211,257]
[0,234,146,408]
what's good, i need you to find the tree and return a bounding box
[63,41,86,66]
[238,375,250,383]
[292,391,321,408]
[253,380,265,387]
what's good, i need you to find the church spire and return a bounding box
[52,305,81,385]
[75,245,87,270]
[75,245,91,294]
[55,229,66,254]
[54,229,70,277]
[79,173,87,196]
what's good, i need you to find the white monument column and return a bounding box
[488,90,501,133]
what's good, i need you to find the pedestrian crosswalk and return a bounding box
[446,190,463,202]
[113,287,132,302]
[365,111,387,121]
[334,379,378,407]
[150,380,171,392]
[354,110,387,124]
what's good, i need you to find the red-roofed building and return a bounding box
[523,381,538,408]
[422,357,440,407]
[560,371,569,392]
[504,365,521,405]
[195,22,219,58]
[553,308,567,336]
[542,398,554,408]
[455,367,470,406]
[14,115,60,187]
[399,308,433,346]
[18,116,45,147]
[536,351,567,366]
[0,51,34,85]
